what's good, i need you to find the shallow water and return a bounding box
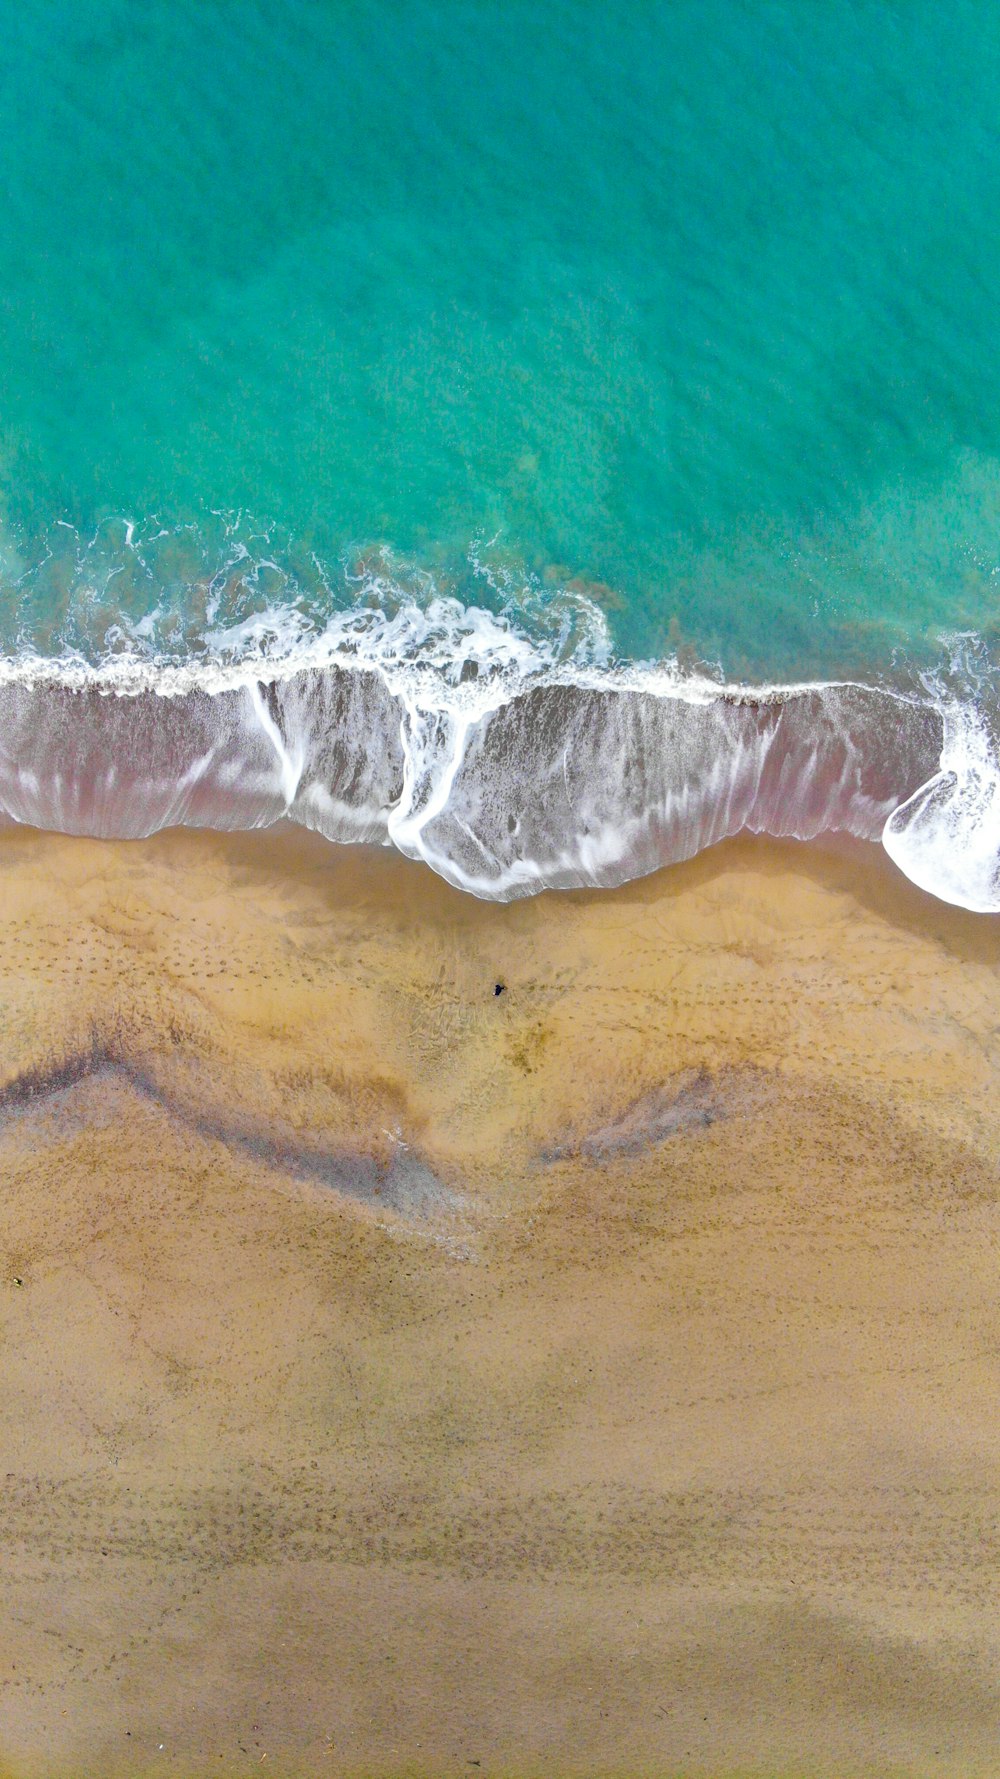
[1,0,999,906]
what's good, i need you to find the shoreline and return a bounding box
[0,650,979,908]
[1,826,999,1777]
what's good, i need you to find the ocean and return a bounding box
[0,0,998,908]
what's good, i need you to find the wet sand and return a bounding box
[0,825,999,1778]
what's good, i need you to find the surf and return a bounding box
[0,593,992,913]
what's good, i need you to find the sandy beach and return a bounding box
[1,824,999,1777]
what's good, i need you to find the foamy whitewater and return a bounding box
[0,575,994,913]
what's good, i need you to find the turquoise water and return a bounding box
[2,0,1000,674]
[0,0,998,911]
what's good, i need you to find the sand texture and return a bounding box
[0,826,999,1778]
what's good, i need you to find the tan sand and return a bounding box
[0,825,999,1778]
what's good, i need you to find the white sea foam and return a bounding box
[882,638,1000,914]
[0,586,990,915]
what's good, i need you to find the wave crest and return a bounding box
[0,592,990,912]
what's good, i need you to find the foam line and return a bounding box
[0,595,992,912]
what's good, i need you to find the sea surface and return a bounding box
[0,0,998,907]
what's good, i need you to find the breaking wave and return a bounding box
[0,588,994,913]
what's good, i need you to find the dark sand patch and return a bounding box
[542,1065,772,1160]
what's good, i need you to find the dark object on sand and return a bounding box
[494,982,505,996]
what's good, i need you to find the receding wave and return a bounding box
[0,595,994,913]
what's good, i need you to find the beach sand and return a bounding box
[0,825,999,1778]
